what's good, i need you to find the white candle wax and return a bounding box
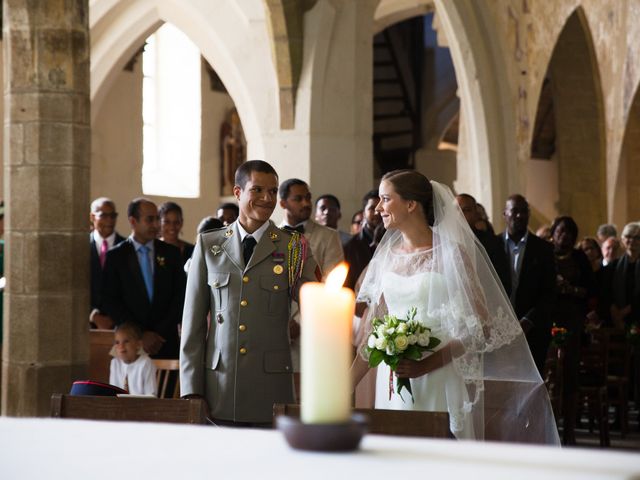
[300,281,354,424]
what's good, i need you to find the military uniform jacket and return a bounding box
[179,220,318,423]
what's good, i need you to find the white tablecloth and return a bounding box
[0,417,638,479]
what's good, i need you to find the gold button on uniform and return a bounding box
[240,300,248,307]
[213,281,220,287]
[242,276,250,283]
[239,347,247,355]
[239,324,246,332]
[273,285,279,291]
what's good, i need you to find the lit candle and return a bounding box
[300,263,354,424]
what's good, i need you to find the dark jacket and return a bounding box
[102,238,186,358]
[90,232,126,313]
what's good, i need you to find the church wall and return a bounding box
[90,62,235,241]
[485,0,640,228]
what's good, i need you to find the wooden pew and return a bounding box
[51,394,208,425]
[273,404,453,438]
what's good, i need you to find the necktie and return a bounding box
[100,239,108,268]
[243,236,257,266]
[138,245,154,301]
[284,224,305,234]
[123,374,129,393]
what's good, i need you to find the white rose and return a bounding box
[417,332,431,347]
[385,327,395,335]
[376,325,386,337]
[367,334,376,349]
[375,337,387,350]
[386,344,395,356]
[407,334,417,345]
[396,322,408,334]
[394,335,409,351]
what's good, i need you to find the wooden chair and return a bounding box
[89,328,115,383]
[577,329,610,446]
[153,359,180,399]
[602,328,631,437]
[51,394,207,424]
[273,404,453,438]
[544,346,565,420]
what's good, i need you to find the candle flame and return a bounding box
[325,262,349,292]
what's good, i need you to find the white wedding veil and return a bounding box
[358,179,560,444]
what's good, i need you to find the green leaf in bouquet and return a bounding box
[396,377,414,403]
[368,348,385,367]
[427,336,441,350]
[404,345,423,360]
[387,355,400,370]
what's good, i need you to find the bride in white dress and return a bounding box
[351,170,559,444]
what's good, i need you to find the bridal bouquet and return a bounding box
[365,307,440,402]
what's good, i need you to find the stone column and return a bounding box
[2,0,90,416]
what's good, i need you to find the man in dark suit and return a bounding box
[497,194,556,375]
[343,189,382,291]
[102,198,186,358]
[89,197,126,329]
[456,193,510,290]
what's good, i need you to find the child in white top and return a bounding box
[109,322,157,396]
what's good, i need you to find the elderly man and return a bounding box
[89,197,125,329]
[602,236,622,267]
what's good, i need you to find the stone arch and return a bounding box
[90,0,276,157]
[616,82,640,226]
[372,0,517,219]
[531,7,606,236]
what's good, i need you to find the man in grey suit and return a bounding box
[180,161,318,426]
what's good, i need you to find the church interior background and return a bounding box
[0,0,639,421]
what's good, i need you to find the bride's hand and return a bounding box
[395,352,442,378]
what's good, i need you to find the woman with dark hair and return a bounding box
[350,169,559,443]
[550,216,597,444]
[580,236,603,273]
[158,201,195,266]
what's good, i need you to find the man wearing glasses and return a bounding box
[89,197,125,329]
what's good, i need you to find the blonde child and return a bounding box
[109,322,157,396]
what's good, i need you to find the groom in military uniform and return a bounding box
[180,160,318,425]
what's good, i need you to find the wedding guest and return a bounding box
[580,237,603,273]
[550,216,596,444]
[536,225,552,242]
[602,236,622,266]
[89,197,125,330]
[216,202,239,226]
[475,202,495,235]
[350,210,364,235]
[159,201,195,266]
[596,223,617,245]
[109,322,157,396]
[315,194,351,246]
[344,191,381,291]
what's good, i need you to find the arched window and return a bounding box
[142,23,201,197]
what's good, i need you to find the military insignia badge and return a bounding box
[273,265,284,275]
[210,245,222,255]
[269,231,279,241]
[272,252,285,263]
[224,229,233,238]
